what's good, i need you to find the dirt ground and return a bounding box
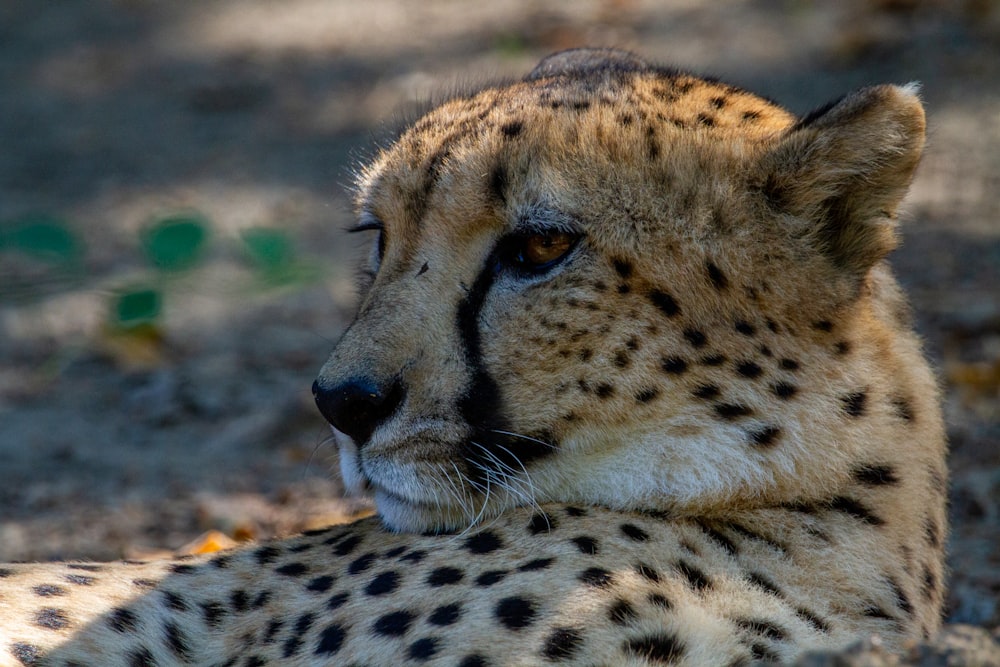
[1,0,998,640]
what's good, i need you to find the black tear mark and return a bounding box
[489,164,509,205]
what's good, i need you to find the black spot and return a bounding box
[542,627,584,660]
[164,622,190,660]
[595,383,615,398]
[495,596,537,630]
[635,562,661,582]
[614,350,631,368]
[348,552,376,575]
[264,619,284,643]
[465,531,504,554]
[623,632,685,662]
[564,506,587,517]
[519,557,555,572]
[372,610,415,637]
[759,345,773,357]
[734,321,755,336]
[34,607,69,630]
[613,259,633,278]
[201,601,225,629]
[210,555,230,568]
[735,361,763,379]
[306,575,335,593]
[429,603,462,626]
[813,320,833,332]
[245,656,266,667]
[852,464,900,486]
[476,570,508,586]
[251,590,271,609]
[501,120,523,137]
[700,354,726,366]
[749,426,781,448]
[315,623,346,656]
[661,356,688,374]
[888,578,914,616]
[571,536,599,554]
[829,496,884,525]
[636,387,660,403]
[108,607,139,632]
[714,403,752,419]
[400,549,427,563]
[162,590,188,612]
[892,397,915,422]
[693,384,720,400]
[458,656,490,667]
[608,599,638,625]
[0,568,14,578]
[706,262,729,290]
[734,617,787,641]
[621,523,650,541]
[332,534,362,556]
[683,329,707,348]
[676,560,711,591]
[863,606,895,620]
[128,647,155,667]
[64,574,95,585]
[327,591,350,610]
[742,109,762,122]
[779,358,800,371]
[578,567,614,588]
[697,113,716,127]
[649,289,680,317]
[254,545,281,564]
[230,589,249,613]
[366,570,401,596]
[10,643,42,666]
[427,566,464,586]
[726,523,787,553]
[747,572,784,597]
[395,637,438,664]
[276,562,308,577]
[772,382,797,399]
[527,512,556,534]
[169,563,196,575]
[697,523,739,556]
[795,607,831,633]
[617,283,631,294]
[835,341,851,355]
[32,584,66,597]
[648,593,673,609]
[922,566,937,600]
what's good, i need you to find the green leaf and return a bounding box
[241,228,295,272]
[142,214,209,271]
[2,214,82,263]
[113,288,162,327]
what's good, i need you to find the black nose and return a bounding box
[312,377,404,445]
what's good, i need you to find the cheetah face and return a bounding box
[313,49,926,533]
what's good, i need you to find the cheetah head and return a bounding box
[314,49,928,533]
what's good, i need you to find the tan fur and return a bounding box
[0,49,946,666]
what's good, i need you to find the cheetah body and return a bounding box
[0,49,946,666]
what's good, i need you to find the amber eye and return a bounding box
[518,231,576,269]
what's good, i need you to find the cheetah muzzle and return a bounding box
[1,48,947,667]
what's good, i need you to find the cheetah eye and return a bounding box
[505,231,579,274]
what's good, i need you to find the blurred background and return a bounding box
[0,0,997,629]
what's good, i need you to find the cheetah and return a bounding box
[0,48,947,666]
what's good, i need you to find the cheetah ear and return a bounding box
[757,84,925,277]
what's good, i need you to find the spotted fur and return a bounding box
[0,49,946,666]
